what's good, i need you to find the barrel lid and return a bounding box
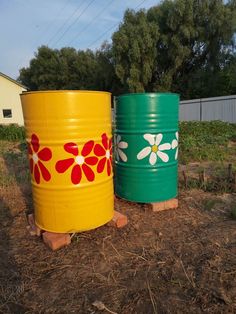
[117,92,179,97]
[20,90,111,96]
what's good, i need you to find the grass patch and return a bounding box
[202,198,223,211]
[180,162,236,194]
[179,121,236,164]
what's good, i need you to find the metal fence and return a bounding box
[180,95,236,123]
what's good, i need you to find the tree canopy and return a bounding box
[19,0,236,99]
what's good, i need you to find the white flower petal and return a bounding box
[155,133,163,145]
[137,146,151,160]
[118,141,128,149]
[159,143,171,151]
[116,135,121,144]
[171,139,178,149]
[144,134,155,145]
[176,132,179,140]
[118,149,127,162]
[157,151,169,162]
[175,147,178,160]
[115,149,119,160]
[149,152,157,165]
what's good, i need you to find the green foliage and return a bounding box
[179,121,236,163]
[95,42,124,95]
[19,46,98,90]
[18,43,124,94]
[113,0,236,95]
[112,9,159,92]
[0,125,25,141]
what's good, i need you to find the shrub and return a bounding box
[0,125,25,141]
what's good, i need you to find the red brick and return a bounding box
[108,210,128,228]
[151,198,178,212]
[42,232,71,251]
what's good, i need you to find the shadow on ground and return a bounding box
[0,199,26,313]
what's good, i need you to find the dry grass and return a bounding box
[0,141,236,313]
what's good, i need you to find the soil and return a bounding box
[0,143,236,313]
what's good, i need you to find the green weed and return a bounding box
[202,199,222,211]
[179,121,236,164]
[0,125,25,141]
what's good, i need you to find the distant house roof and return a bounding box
[0,72,27,89]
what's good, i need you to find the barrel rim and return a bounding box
[20,90,111,96]
[116,92,179,99]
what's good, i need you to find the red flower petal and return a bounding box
[81,140,94,157]
[64,142,78,156]
[38,148,52,161]
[38,161,51,181]
[71,165,82,185]
[29,158,33,173]
[82,164,95,182]
[28,143,33,155]
[97,157,106,173]
[107,159,111,176]
[85,156,98,165]
[31,134,40,153]
[34,164,40,184]
[56,158,74,173]
[102,133,108,149]
[94,144,106,156]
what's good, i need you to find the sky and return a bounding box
[0,0,160,80]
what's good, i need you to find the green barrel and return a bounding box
[114,93,179,203]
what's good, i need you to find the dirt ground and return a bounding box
[0,142,236,314]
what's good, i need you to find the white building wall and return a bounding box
[0,75,26,126]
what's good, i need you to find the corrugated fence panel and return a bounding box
[201,96,236,123]
[180,99,200,121]
[180,95,236,123]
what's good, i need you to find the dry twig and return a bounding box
[92,300,117,314]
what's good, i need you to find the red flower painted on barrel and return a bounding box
[55,141,98,185]
[94,133,112,176]
[28,134,52,184]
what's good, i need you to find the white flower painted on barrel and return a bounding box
[171,132,179,160]
[114,135,128,162]
[137,133,171,165]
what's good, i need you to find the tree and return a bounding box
[112,9,159,92]
[112,0,236,96]
[95,42,124,95]
[19,46,65,90]
[148,0,236,96]
[19,46,98,90]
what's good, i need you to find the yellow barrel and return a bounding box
[20,91,114,233]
